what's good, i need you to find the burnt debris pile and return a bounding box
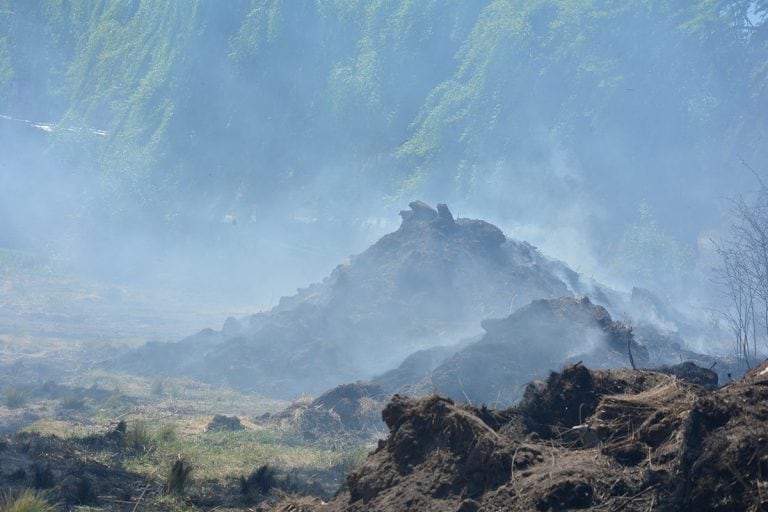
[269,360,768,512]
[380,296,652,406]
[265,382,387,441]
[108,202,603,397]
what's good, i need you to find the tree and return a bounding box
[713,177,768,368]
[609,201,695,292]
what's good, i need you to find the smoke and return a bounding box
[1,0,764,365]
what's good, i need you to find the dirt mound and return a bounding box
[373,344,464,395]
[419,297,650,406]
[108,202,605,397]
[271,360,768,511]
[268,382,387,441]
[680,359,768,509]
[207,414,244,432]
[342,394,528,511]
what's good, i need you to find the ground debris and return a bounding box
[267,382,386,442]
[263,360,768,511]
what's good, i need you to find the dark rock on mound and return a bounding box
[286,360,768,512]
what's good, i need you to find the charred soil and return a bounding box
[266,361,768,511]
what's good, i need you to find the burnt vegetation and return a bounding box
[1,1,767,508]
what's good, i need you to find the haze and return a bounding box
[1,0,766,340]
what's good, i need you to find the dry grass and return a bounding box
[0,489,54,512]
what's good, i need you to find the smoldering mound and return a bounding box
[106,201,606,397]
[377,296,650,406]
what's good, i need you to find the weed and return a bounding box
[101,387,129,412]
[31,463,54,489]
[5,387,28,409]
[167,458,193,495]
[0,489,54,512]
[124,421,155,454]
[240,464,276,499]
[155,423,178,443]
[150,379,165,397]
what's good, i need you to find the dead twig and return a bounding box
[609,483,659,512]
[130,483,151,512]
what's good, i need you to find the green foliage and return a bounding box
[332,445,368,478]
[4,387,28,409]
[609,201,695,289]
[0,489,54,512]
[0,0,766,245]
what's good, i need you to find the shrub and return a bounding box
[4,387,27,409]
[0,489,54,512]
[101,388,127,411]
[240,464,276,498]
[60,394,86,410]
[167,458,193,495]
[150,379,165,397]
[31,463,54,489]
[156,423,177,443]
[124,421,155,454]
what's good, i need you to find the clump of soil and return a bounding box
[207,414,244,432]
[343,394,530,510]
[269,360,768,511]
[268,382,386,441]
[655,361,719,389]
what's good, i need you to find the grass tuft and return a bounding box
[0,489,55,512]
[166,458,193,495]
[124,421,155,454]
[240,464,276,498]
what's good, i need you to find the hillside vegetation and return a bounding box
[1,0,766,265]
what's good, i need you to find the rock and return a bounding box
[436,203,455,225]
[399,200,438,224]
